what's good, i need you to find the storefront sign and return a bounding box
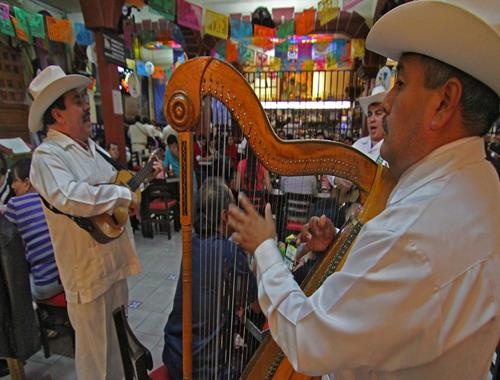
[103,32,126,66]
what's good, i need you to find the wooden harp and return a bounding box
[164,57,395,379]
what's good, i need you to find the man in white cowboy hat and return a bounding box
[356,85,388,165]
[28,66,149,379]
[227,1,500,379]
[326,85,389,193]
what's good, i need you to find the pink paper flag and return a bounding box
[177,0,202,31]
[0,3,10,21]
[272,7,294,25]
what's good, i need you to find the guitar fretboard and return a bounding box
[127,159,155,191]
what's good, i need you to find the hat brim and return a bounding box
[28,75,90,133]
[366,1,500,96]
[358,92,386,116]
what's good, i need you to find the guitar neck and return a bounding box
[127,160,155,191]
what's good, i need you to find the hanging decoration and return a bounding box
[0,3,9,21]
[272,7,294,26]
[204,9,228,40]
[177,0,202,31]
[318,0,340,26]
[74,22,93,45]
[295,8,315,36]
[230,18,252,40]
[253,24,275,50]
[149,0,176,21]
[27,11,45,38]
[13,7,31,42]
[46,16,73,44]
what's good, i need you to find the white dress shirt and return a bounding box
[255,137,500,379]
[128,121,161,153]
[30,130,141,304]
[352,136,387,165]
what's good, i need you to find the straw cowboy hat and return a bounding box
[358,85,387,116]
[28,66,90,132]
[366,0,500,96]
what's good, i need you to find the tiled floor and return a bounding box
[4,230,182,380]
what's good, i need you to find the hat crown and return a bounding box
[370,85,387,97]
[29,66,67,100]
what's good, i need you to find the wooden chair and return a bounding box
[35,291,75,358]
[283,192,314,236]
[113,305,170,380]
[141,182,180,239]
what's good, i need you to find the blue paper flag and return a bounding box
[74,22,94,46]
[230,18,252,39]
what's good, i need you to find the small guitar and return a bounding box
[88,152,159,243]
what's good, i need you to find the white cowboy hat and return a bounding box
[28,66,90,132]
[366,0,500,96]
[358,85,387,116]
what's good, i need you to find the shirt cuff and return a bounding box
[116,186,134,206]
[254,238,283,276]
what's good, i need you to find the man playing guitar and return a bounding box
[28,66,161,380]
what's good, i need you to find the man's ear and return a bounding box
[51,107,65,124]
[430,78,462,131]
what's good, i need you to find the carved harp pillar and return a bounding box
[164,57,396,380]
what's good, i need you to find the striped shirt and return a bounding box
[0,170,13,207]
[5,192,60,286]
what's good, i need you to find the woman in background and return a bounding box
[4,158,62,300]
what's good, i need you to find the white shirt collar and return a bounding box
[388,137,485,205]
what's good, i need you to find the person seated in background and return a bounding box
[280,175,317,196]
[163,134,181,177]
[0,151,13,213]
[163,134,198,198]
[162,177,257,380]
[128,115,161,155]
[106,142,120,161]
[234,148,271,193]
[225,134,238,166]
[4,158,62,300]
[161,123,178,146]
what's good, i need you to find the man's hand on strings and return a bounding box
[228,193,276,254]
[297,215,336,253]
[150,160,163,179]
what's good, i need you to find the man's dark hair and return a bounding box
[107,143,118,150]
[166,134,178,146]
[42,95,66,128]
[134,115,141,123]
[142,117,150,124]
[194,177,235,238]
[12,157,31,181]
[408,53,499,136]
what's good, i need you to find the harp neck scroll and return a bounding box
[164,57,383,202]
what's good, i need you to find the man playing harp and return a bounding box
[229,1,500,379]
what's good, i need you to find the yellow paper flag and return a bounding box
[318,0,340,26]
[204,9,228,40]
[351,38,365,58]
